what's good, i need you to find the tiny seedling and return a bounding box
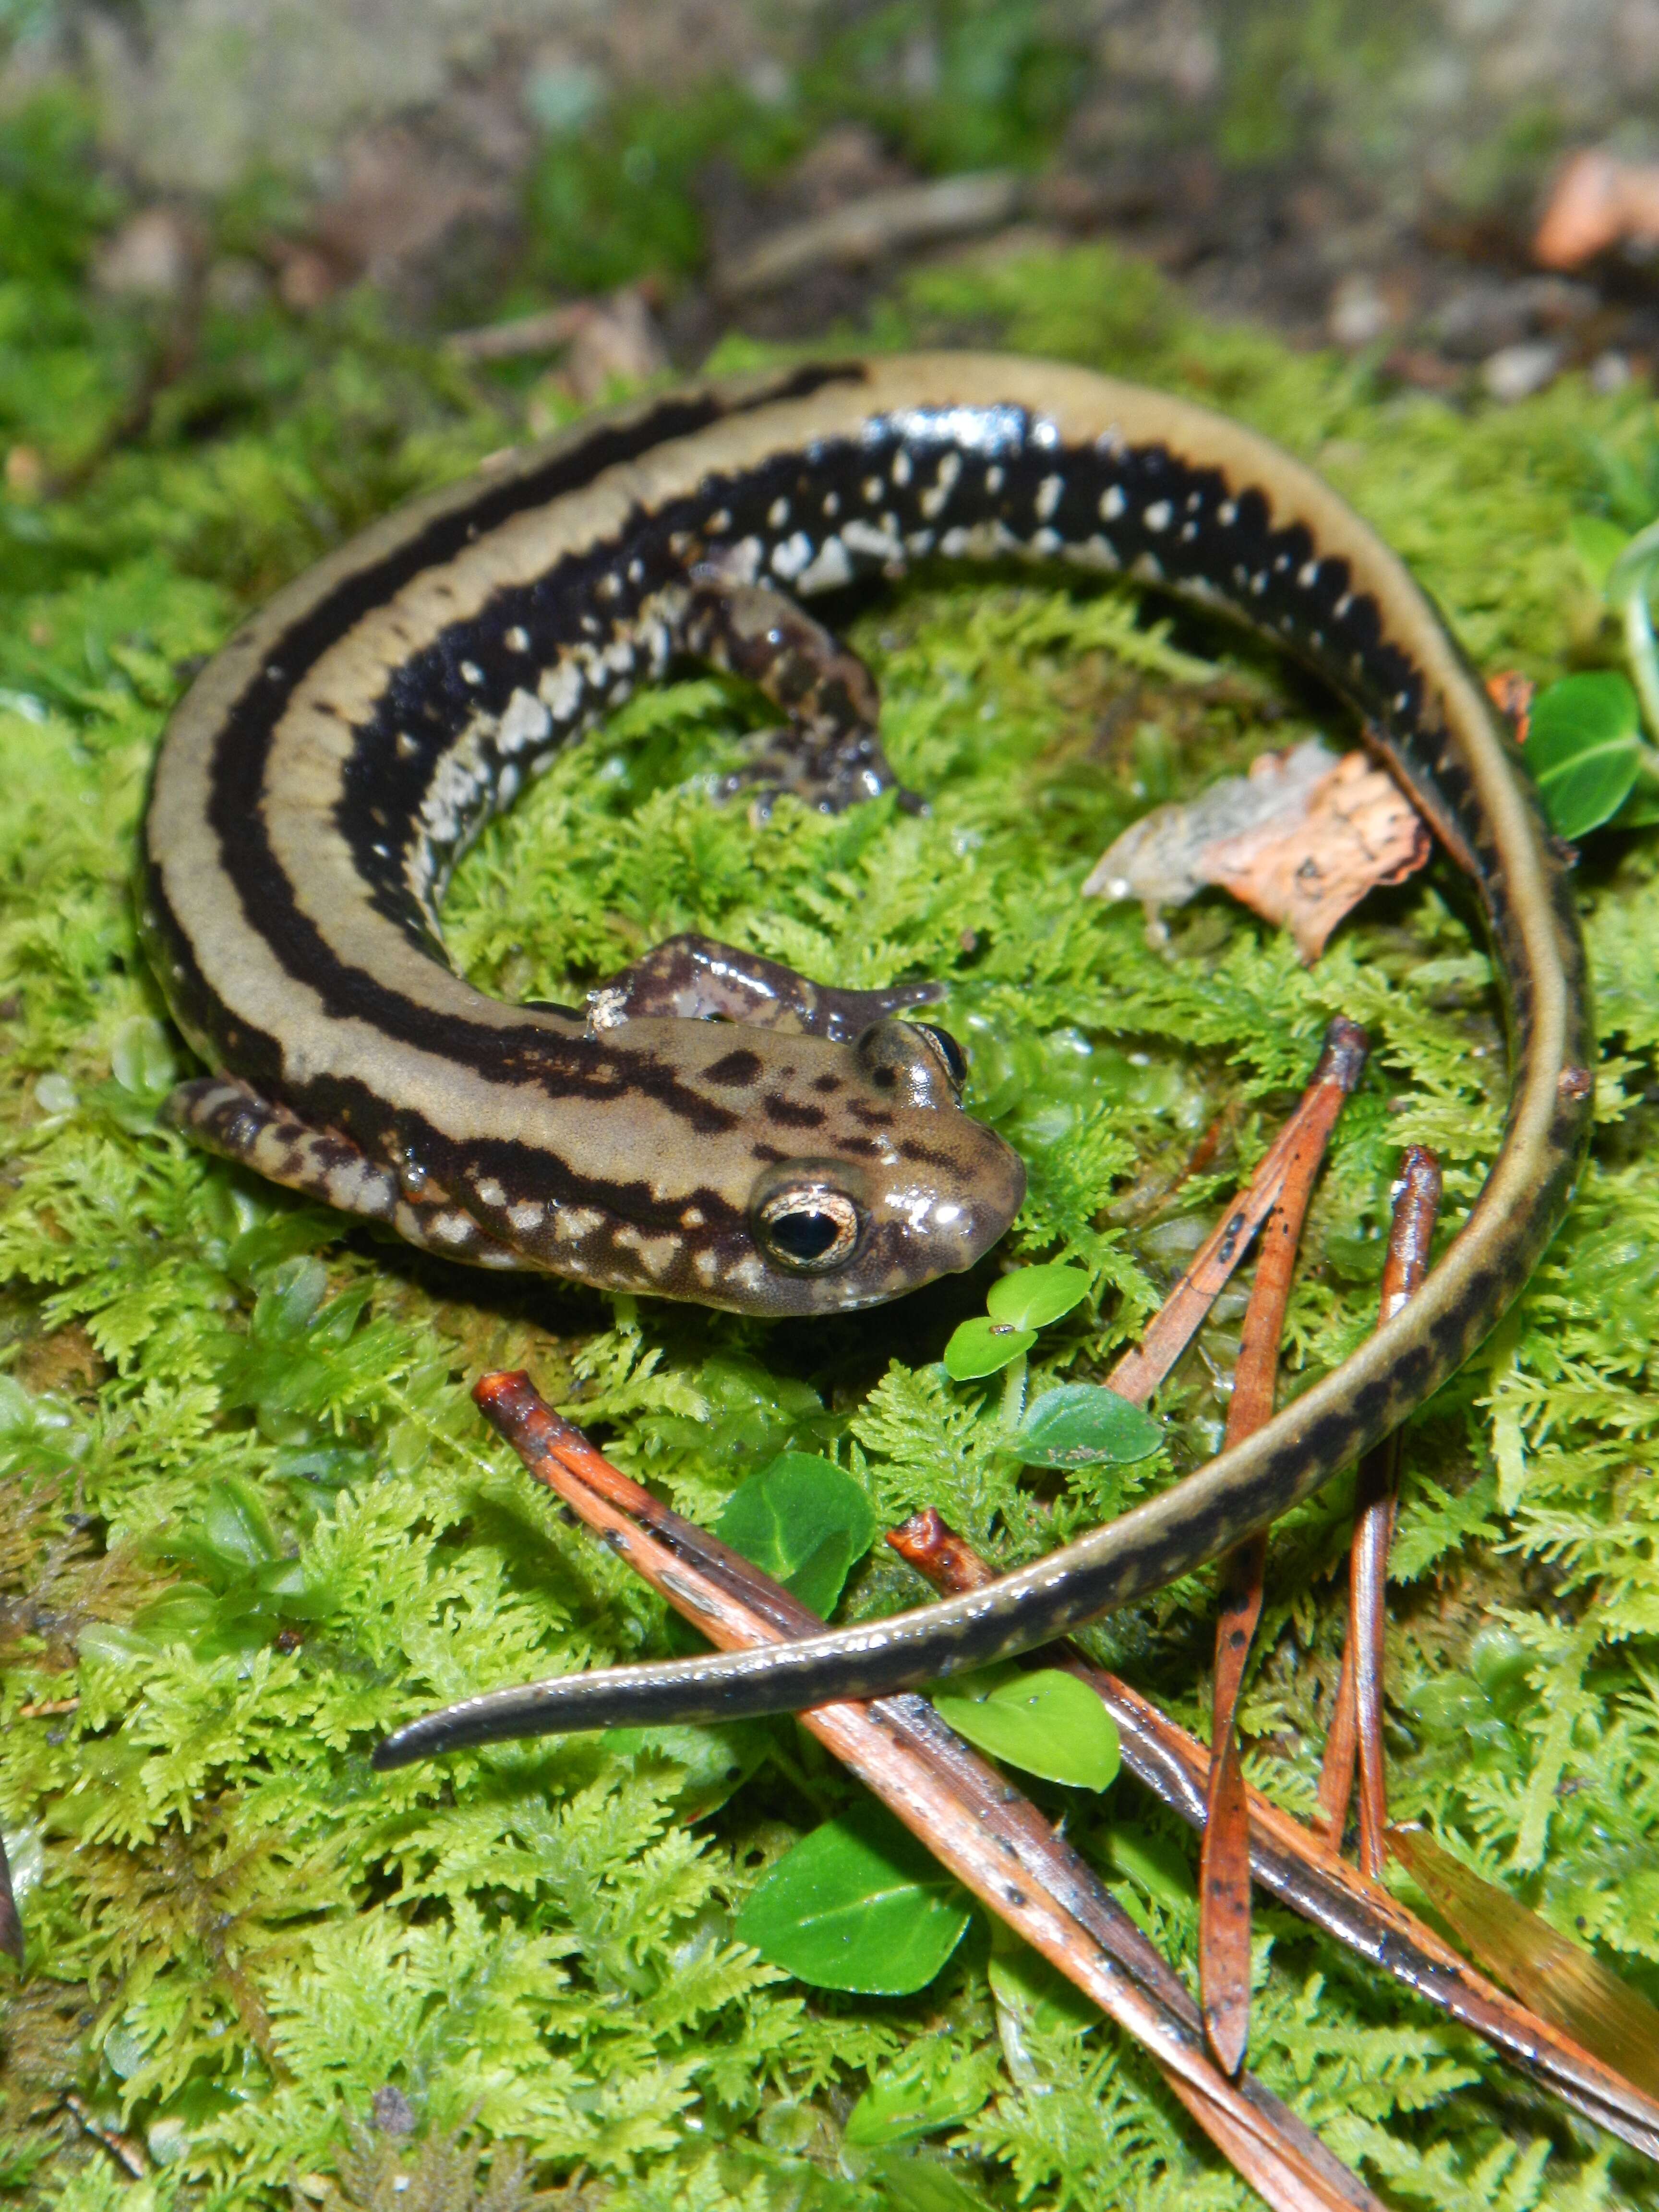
[941,1263,1164,1471]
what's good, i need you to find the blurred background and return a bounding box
[6,0,1659,412]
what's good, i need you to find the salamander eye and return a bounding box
[753,1182,864,1273]
[913,1022,967,1095]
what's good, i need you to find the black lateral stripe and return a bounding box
[202,364,864,911]
[192,367,866,1079]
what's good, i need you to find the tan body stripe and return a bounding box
[142,356,1592,1731]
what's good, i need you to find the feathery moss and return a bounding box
[5,90,1659,2211]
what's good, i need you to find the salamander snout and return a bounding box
[738,1016,1026,1315]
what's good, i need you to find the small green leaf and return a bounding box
[987,1929,1098,2042]
[1103,1824,1195,1904]
[735,1802,972,1994]
[1011,1384,1164,1468]
[868,2150,994,2212]
[1614,757,1659,828]
[599,1721,768,1821]
[198,1476,280,1569]
[1569,514,1630,595]
[985,1263,1091,1332]
[1526,672,1642,838]
[110,1015,176,1099]
[843,2039,993,2147]
[942,1317,1035,1379]
[932,1669,1120,1790]
[714,1453,876,1618]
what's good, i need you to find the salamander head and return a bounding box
[725,1016,1027,1316]
[492,1012,1026,1316]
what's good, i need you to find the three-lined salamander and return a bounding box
[139,353,1593,1753]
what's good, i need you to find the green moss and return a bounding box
[4,94,1659,2212]
[519,6,1090,301]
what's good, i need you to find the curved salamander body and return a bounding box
[140,353,1593,1753]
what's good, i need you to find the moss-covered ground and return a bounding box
[5,90,1659,2212]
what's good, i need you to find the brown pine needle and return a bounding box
[887,1509,1659,2164]
[1199,1029,1368,2071]
[469,1372,1380,2212]
[1388,1824,1659,2105]
[1108,1019,1368,1407]
[1317,1147,1441,1871]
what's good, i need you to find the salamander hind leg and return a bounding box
[167,1078,523,1269]
[589,933,942,1042]
[680,577,920,816]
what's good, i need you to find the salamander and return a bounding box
[138,352,1593,1757]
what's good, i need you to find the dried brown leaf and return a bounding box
[1084,742,1430,962]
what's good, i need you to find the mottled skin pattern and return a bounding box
[136,353,1593,1747]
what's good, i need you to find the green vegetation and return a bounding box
[522,2,1087,300]
[5,83,1659,2212]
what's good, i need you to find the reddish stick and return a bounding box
[1317,1147,1442,1874]
[1107,1020,1368,1409]
[1199,1032,1368,2073]
[886,1509,1659,2162]
[470,1372,1378,2212]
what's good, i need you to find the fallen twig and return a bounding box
[469,1372,1380,2212]
[1200,1024,1363,2070]
[888,1513,1659,2162]
[1318,1147,1442,1873]
[713,173,1022,299]
[1107,1018,1369,1408]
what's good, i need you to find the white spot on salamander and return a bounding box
[460,661,484,685]
[770,531,815,582]
[986,464,1005,493]
[499,687,552,753]
[1035,474,1063,520]
[920,452,961,519]
[1100,484,1126,521]
[540,661,584,723]
[505,626,530,652]
[768,495,791,528]
[1143,500,1173,532]
[797,537,853,591]
[842,518,902,563]
[508,1201,545,1234]
[475,1178,506,1207]
[891,449,912,486]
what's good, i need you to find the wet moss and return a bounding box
[3,91,1659,2212]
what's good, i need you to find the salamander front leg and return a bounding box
[588,933,942,1041]
[167,1077,523,1268]
[680,577,920,815]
